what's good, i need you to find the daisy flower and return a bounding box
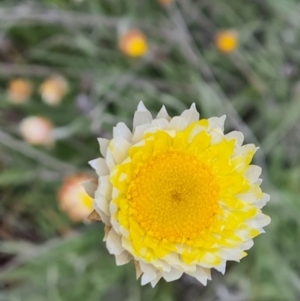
[7,78,32,104]
[19,116,54,146]
[39,75,68,106]
[118,29,148,57]
[215,30,238,54]
[84,102,270,286]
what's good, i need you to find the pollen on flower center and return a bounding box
[127,150,220,243]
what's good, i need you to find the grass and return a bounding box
[1,0,300,300]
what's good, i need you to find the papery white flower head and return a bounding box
[84,102,270,287]
[39,75,68,106]
[19,116,54,146]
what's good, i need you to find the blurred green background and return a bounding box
[1,0,300,300]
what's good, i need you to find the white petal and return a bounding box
[209,129,224,145]
[97,175,112,200]
[214,261,226,274]
[225,131,244,147]
[105,149,116,171]
[152,259,171,272]
[239,239,254,251]
[109,137,131,164]
[110,216,120,234]
[109,201,117,215]
[180,103,199,125]
[187,266,208,278]
[151,118,169,129]
[134,261,142,279]
[232,143,257,158]
[199,252,221,268]
[168,116,188,131]
[235,224,266,240]
[257,227,266,234]
[133,101,153,130]
[118,226,129,238]
[254,178,263,186]
[115,251,131,266]
[235,228,253,240]
[141,273,155,286]
[88,158,110,176]
[247,213,271,228]
[161,268,183,282]
[231,144,257,173]
[94,203,110,225]
[106,228,124,256]
[94,191,110,216]
[97,138,109,157]
[103,225,111,241]
[219,248,243,261]
[113,122,133,142]
[81,180,97,198]
[203,267,212,280]
[121,236,134,254]
[150,273,162,287]
[164,252,196,272]
[186,266,210,285]
[156,105,170,120]
[244,165,262,184]
[144,126,162,135]
[140,262,158,285]
[235,185,262,203]
[208,115,226,131]
[137,101,148,111]
[132,123,153,143]
[253,193,270,209]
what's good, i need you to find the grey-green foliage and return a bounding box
[0,227,173,301]
[1,0,300,300]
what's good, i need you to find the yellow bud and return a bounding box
[57,174,95,222]
[119,29,148,57]
[7,79,32,104]
[214,30,238,54]
[39,75,68,106]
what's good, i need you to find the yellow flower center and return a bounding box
[127,150,220,243]
[215,31,238,53]
[127,36,147,57]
